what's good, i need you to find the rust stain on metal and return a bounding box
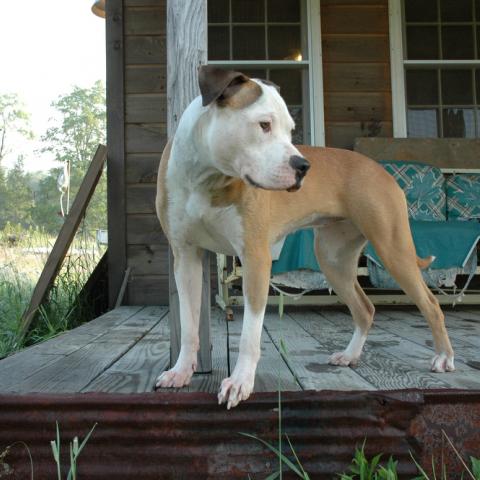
[0,390,478,479]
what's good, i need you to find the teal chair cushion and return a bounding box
[380,161,446,221]
[446,174,480,221]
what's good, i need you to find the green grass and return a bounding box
[0,224,106,358]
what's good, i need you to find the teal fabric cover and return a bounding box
[380,161,446,221]
[365,220,480,269]
[446,174,480,221]
[271,229,320,274]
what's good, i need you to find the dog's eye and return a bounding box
[259,121,271,133]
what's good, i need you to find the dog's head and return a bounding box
[198,66,310,192]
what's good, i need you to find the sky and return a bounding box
[0,1,106,172]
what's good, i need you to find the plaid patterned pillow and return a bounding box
[446,174,480,221]
[380,161,446,221]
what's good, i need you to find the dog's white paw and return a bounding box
[431,353,455,373]
[218,371,254,409]
[155,362,196,389]
[328,351,359,367]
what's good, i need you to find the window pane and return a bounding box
[239,69,268,80]
[268,26,301,60]
[476,69,480,103]
[270,69,303,104]
[289,106,304,144]
[267,0,301,22]
[406,26,439,60]
[208,27,230,60]
[443,108,476,137]
[232,26,266,59]
[232,0,264,23]
[208,0,229,23]
[441,70,473,104]
[406,70,438,105]
[407,109,439,137]
[442,26,474,59]
[440,0,473,22]
[405,0,438,22]
[478,26,480,59]
[477,0,480,21]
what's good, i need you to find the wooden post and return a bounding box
[167,0,212,373]
[106,0,127,308]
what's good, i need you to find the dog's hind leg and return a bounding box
[155,246,204,388]
[313,220,374,366]
[372,239,455,372]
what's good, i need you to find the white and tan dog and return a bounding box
[155,66,455,409]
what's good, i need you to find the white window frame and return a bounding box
[208,0,325,146]
[389,0,480,138]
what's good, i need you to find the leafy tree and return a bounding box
[30,169,64,233]
[2,157,34,228]
[40,81,107,231]
[0,93,34,163]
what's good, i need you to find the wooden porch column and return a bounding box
[167,0,212,372]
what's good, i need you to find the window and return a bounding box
[207,0,324,145]
[390,0,480,138]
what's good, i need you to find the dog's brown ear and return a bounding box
[198,66,250,106]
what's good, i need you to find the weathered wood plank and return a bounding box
[296,310,449,390]
[0,306,144,391]
[228,313,301,392]
[354,138,480,169]
[127,244,169,275]
[264,312,374,390]
[316,309,480,390]
[126,65,166,94]
[325,121,393,149]
[10,307,167,393]
[127,275,169,305]
[125,36,166,65]
[126,184,156,214]
[126,94,167,123]
[323,63,390,93]
[324,92,391,122]
[127,214,167,244]
[322,5,388,34]
[125,7,166,35]
[167,0,212,373]
[126,154,160,184]
[125,123,167,153]
[183,309,229,393]
[377,310,480,356]
[322,35,389,63]
[83,310,170,393]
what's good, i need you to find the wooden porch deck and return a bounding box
[1,306,479,394]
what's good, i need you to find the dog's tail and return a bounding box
[417,255,435,270]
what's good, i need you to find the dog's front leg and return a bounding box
[156,246,203,388]
[218,247,271,409]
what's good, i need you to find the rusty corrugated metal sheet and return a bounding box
[0,390,478,479]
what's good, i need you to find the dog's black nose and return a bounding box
[289,155,310,177]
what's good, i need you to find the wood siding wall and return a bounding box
[321,0,392,149]
[112,0,394,305]
[124,0,168,305]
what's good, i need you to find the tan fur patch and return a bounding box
[218,79,263,110]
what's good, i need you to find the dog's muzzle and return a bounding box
[287,155,310,192]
